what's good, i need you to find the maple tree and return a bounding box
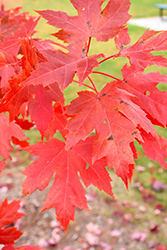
[0,0,167,234]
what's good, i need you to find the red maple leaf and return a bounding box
[0,198,41,250]
[22,136,114,230]
[0,199,25,245]
[115,29,167,69]
[37,0,131,43]
[45,102,68,140]
[0,113,27,170]
[0,52,16,93]
[2,245,41,250]
[8,37,47,85]
[28,83,64,138]
[120,64,167,126]
[0,3,38,40]
[22,45,102,90]
[65,83,158,186]
[0,37,48,122]
[141,130,167,169]
[0,4,39,59]
[0,84,35,122]
[14,117,34,130]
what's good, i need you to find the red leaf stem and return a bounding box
[99,53,120,64]
[73,80,96,91]
[92,71,121,81]
[87,37,92,54]
[88,76,99,94]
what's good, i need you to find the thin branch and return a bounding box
[92,71,121,81]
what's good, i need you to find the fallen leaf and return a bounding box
[38,239,49,248]
[154,209,161,215]
[142,193,156,203]
[150,224,160,234]
[85,232,100,246]
[131,201,138,207]
[151,180,167,192]
[110,230,122,237]
[48,238,58,247]
[51,230,61,243]
[131,232,148,242]
[136,165,145,172]
[155,203,165,212]
[50,220,61,228]
[85,194,94,202]
[85,222,101,235]
[157,245,166,250]
[139,205,147,213]
[100,242,112,250]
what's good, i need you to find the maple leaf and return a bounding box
[18,38,38,77]
[37,0,131,43]
[0,4,40,59]
[0,37,50,121]
[14,117,34,130]
[0,4,38,41]
[72,136,114,196]
[0,199,25,228]
[115,29,167,69]
[22,46,102,90]
[0,52,16,93]
[0,82,63,126]
[45,102,68,140]
[65,83,158,186]
[22,139,89,231]
[120,64,167,126]
[0,13,19,41]
[22,136,114,230]
[0,84,35,122]
[0,113,27,167]
[28,84,64,138]
[0,228,23,245]
[0,199,25,245]
[2,245,42,250]
[0,199,41,249]
[141,130,167,169]
[8,37,48,86]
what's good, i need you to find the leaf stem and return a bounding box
[92,71,121,81]
[86,37,92,54]
[99,53,120,64]
[88,76,99,94]
[73,80,95,91]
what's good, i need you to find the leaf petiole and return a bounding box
[86,37,92,55]
[88,76,99,94]
[92,71,121,81]
[99,53,120,64]
[73,80,95,91]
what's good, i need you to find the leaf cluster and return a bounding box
[0,0,167,231]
